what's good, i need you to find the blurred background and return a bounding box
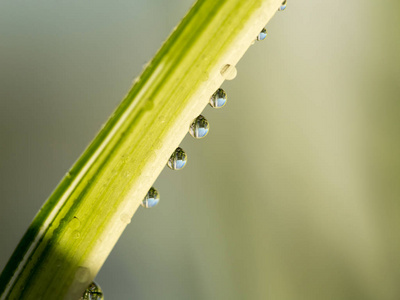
[1,0,400,299]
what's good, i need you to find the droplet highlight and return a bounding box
[167,147,187,170]
[257,28,268,41]
[141,187,160,208]
[81,281,104,300]
[278,0,287,11]
[220,64,237,80]
[210,88,227,108]
[189,115,209,139]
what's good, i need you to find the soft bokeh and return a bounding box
[1,1,399,299]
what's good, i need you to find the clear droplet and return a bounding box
[72,230,81,239]
[189,115,209,139]
[278,0,287,11]
[75,267,91,283]
[210,88,227,108]
[167,147,187,170]
[81,281,104,300]
[69,216,80,229]
[120,213,131,224]
[257,28,268,41]
[141,187,160,208]
[220,64,237,80]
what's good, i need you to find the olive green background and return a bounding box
[1,1,399,299]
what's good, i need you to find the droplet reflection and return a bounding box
[257,28,268,41]
[141,187,160,208]
[278,0,287,11]
[167,147,187,170]
[189,115,209,139]
[81,281,104,300]
[210,88,227,108]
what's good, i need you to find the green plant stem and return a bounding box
[0,0,282,299]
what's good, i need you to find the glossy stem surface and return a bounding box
[0,0,282,299]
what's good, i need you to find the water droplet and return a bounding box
[189,115,209,139]
[72,230,81,239]
[278,0,287,11]
[120,213,131,224]
[167,147,187,170]
[69,216,80,229]
[257,28,268,41]
[220,64,237,80]
[141,187,160,208]
[75,267,91,283]
[81,281,104,300]
[210,88,227,108]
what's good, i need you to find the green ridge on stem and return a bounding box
[0,0,282,298]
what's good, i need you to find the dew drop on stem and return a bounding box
[278,0,287,11]
[167,147,187,170]
[210,88,227,108]
[257,28,267,41]
[189,115,209,139]
[80,281,104,300]
[141,187,160,208]
[220,64,237,80]
[120,213,131,224]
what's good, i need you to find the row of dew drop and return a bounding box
[141,88,225,209]
[79,2,287,299]
[141,0,287,210]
